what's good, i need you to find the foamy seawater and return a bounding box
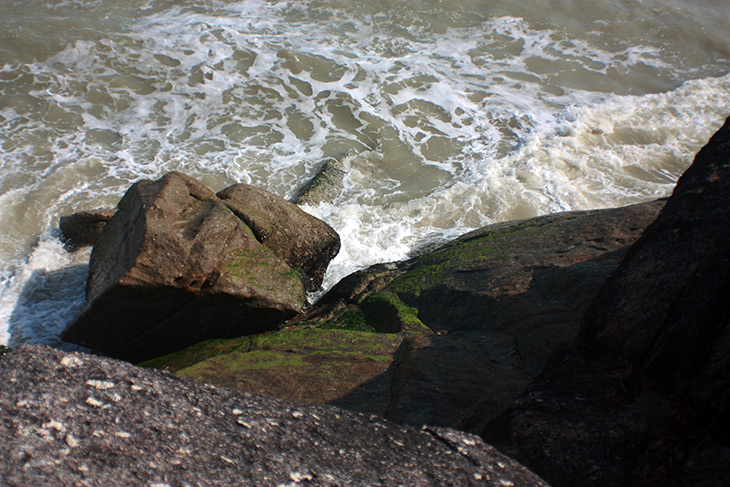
[1,0,729,348]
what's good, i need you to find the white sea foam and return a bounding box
[0,0,729,347]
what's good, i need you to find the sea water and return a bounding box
[1,0,729,349]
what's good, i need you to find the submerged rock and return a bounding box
[0,345,549,487]
[61,172,338,363]
[292,155,347,206]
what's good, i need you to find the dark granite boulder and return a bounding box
[0,345,549,487]
[142,199,663,435]
[62,172,339,363]
[372,199,664,374]
[485,116,730,487]
[580,115,730,417]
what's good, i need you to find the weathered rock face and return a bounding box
[58,209,115,249]
[217,183,340,291]
[292,156,347,206]
[376,199,665,373]
[485,116,730,487]
[61,172,339,363]
[0,345,549,487]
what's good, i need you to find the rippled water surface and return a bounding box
[1,0,729,347]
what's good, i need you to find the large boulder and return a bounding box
[485,116,730,487]
[217,183,340,291]
[390,200,665,373]
[0,345,549,487]
[61,172,339,363]
[580,115,730,414]
[346,199,665,373]
[142,198,663,434]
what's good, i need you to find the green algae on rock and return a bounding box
[141,328,403,405]
[141,198,664,432]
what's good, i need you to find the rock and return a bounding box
[375,199,664,373]
[62,172,339,363]
[0,345,549,487]
[58,209,115,249]
[484,346,675,487]
[217,183,340,291]
[293,155,347,206]
[335,331,532,433]
[358,291,430,333]
[142,199,662,435]
[579,116,730,416]
[485,116,730,487]
[141,328,404,406]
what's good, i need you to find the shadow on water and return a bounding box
[7,264,90,352]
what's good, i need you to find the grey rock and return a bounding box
[0,345,549,487]
[293,156,347,206]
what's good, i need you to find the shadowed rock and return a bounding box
[580,115,730,413]
[58,209,115,250]
[485,116,730,487]
[0,345,549,487]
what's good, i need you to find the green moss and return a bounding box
[360,291,429,332]
[141,328,401,372]
[178,349,309,377]
[388,221,542,298]
[225,249,259,279]
[316,306,378,333]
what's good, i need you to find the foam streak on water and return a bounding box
[1,0,729,346]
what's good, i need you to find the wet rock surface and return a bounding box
[0,345,548,487]
[61,172,338,363]
[292,156,347,206]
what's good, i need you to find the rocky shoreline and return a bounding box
[2,116,730,486]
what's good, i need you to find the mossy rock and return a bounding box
[359,291,428,333]
[140,328,403,404]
